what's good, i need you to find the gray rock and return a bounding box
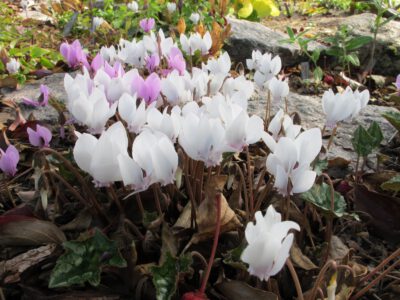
[249,87,398,168]
[225,18,325,67]
[341,13,400,76]
[2,73,68,124]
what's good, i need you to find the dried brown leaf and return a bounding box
[290,242,318,270]
[0,216,66,246]
[216,280,278,300]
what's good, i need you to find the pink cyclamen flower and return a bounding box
[132,73,161,104]
[139,18,155,33]
[168,47,186,75]
[27,125,52,148]
[146,54,160,73]
[0,145,19,176]
[91,53,105,73]
[23,84,49,107]
[60,40,90,69]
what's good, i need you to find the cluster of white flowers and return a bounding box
[322,87,370,128]
[65,30,372,283]
[68,31,265,187]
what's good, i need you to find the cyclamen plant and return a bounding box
[0,18,377,299]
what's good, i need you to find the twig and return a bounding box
[351,259,400,300]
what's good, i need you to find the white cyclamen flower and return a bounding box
[118,93,150,134]
[132,130,178,186]
[73,122,128,186]
[266,109,301,141]
[224,110,264,152]
[222,75,254,109]
[180,32,212,55]
[254,54,282,88]
[68,87,117,134]
[246,50,263,71]
[93,17,105,30]
[268,77,289,103]
[144,29,175,56]
[146,106,181,141]
[179,112,226,167]
[241,205,300,281]
[167,2,176,13]
[322,87,362,129]
[118,39,147,67]
[6,58,21,74]
[205,52,231,76]
[266,128,322,196]
[189,13,200,24]
[100,45,118,64]
[161,71,192,105]
[350,89,370,119]
[127,1,139,11]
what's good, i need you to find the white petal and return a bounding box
[73,133,98,173]
[291,168,316,194]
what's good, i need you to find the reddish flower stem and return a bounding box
[199,193,222,295]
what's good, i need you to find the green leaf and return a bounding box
[346,53,360,66]
[30,46,49,59]
[237,0,253,18]
[381,175,400,193]
[222,242,248,271]
[345,36,372,51]
[40,57,55,69]
[311,48,320,63]
[313,67,323,82]
[151,252,192,300]
[301,183,347,218]
[313,158,328,176]
[367,121,383,148]
[49,228,127,288]
[286,26,295,40]
[382,110,400,131]
[352,125,374,157]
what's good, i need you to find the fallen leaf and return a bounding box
[0,76,18,89]
[290,242,318,270]
[0,216,66,246]
[328,157,351,168]
[216,279,278,300]
[354,184,400,243]
[329,235,349,260]
[192,176,241,243]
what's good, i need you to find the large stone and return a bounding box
[249,88,398,168]
[341,13,400,76]
[1,72,68,124]
[225,18,325,67]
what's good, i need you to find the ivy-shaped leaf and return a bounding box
[301,183,347,218]
[352,125,373,157]
[381,175,400,193]
[367,121,383,148]
[222,242,247,271]
[49,228,127,288]
[352,121,382,157]
[382,110,400,132]
[151,252,192,300]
